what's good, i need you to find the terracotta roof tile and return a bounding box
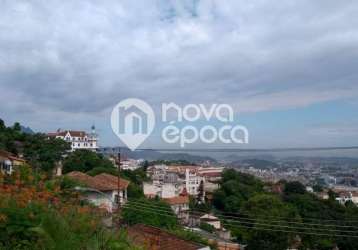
[48,130,88,138]
[0,150,26,163]
[127,224,207,250]
[199,172,222,178]
[66,171,129,191]
[163,195,189,205]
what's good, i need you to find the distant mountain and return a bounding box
[223,154,276,162]
[20,126,35,134]
[99,147,217,164]
[230,158,279,169]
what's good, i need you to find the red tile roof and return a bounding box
[0,150,14,158]
[67,171,129,191]
[48,130,87,138]
[127,224,207,250]
[163,195,189,205]
[199,172,222,178]
[180,187,189,196]
[0,150,26,163]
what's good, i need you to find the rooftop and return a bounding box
[163,195,189,205]
[48,130,88,138]
[67,171,129,191]
[127,224,209,250]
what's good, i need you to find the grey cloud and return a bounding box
[0,0,358,120]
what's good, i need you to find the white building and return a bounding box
[185,168,205,197]
[200,214,221,230]
[335,191,358,205]
[198,167,223,193]
[48,126,98,152]
[120,159,142,171]
[143,182,181,198]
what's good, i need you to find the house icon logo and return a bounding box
[111,98,155,151]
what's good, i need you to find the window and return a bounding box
[114,194,121,204]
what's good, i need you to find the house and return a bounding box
[200,214,221,230]
[198,167,223,182]
[185,168,205,197]
[199,168,223,194]
[67,171,129,212]
[127,224,210,250]
[120,158,142,171]
[147,164,168,182]
[335,191,358,205]
[163,188,190,223]
[0,150,26,175]
[316,191,329,200]
[217,241,241,250]
[47,126,98,152]
[143,182,180,198]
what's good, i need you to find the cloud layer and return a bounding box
[1,0,358,145]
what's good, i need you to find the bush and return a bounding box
[199,222,215,233]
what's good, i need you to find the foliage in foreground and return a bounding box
[0,169,139,250]
[122,198,216,248]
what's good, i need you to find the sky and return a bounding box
[0,0,358,150]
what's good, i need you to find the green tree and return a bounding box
[239,194,300,250]
[23,134,70,172]
[62,150,114,174]
[312,184,323,192]
[284,181,306,195]
[213,169,263,212]
[122,198,178,230]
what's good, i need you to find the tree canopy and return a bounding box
[122,198,178,230]
[212,169,358,250]
[0,119,70,172]
[62,149,114,174]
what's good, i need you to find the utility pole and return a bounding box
[117,150,121,208]
[116,149,121,228]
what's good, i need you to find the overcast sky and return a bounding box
[1,0,358,149]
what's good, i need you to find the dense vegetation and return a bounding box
[212,169,358,250]
[122,198,216,248]
[3,119,358,249]
[122,198,178,229]
[0,119,142,249]
[0,167,138,250]
[0,119,70,173]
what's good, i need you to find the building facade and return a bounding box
[48,126,98,152]
[0,150,26,175]
[67,171,129,212]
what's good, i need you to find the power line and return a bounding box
[127,200,358,228]
[220,222,358,239]
[124,202,358,234]
[122,205,358,238]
